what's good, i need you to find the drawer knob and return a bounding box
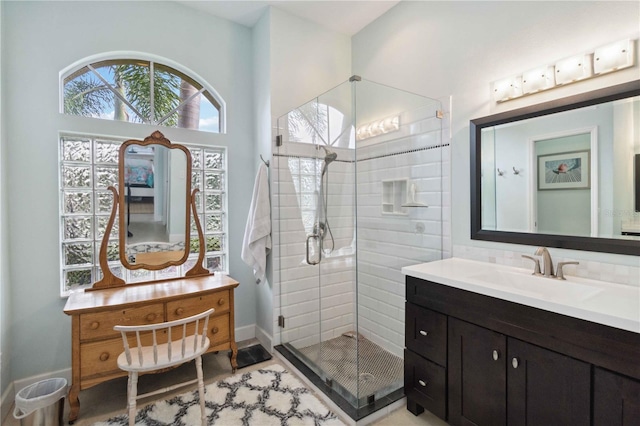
[175,307,185,316]
[99,352,110,362]
[90,321,100,330]
[492,350,500,361]
[512,357,519,369]
[418,380,427,387]
[211,327,219,334]
[217,298,225,306]
[146,313,157,322]
[419,330,428,336]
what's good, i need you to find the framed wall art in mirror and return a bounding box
[93,131,209,289]
[471,80,640,256]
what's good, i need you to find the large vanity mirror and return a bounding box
[471,80,640,256]
[93,131,209,290]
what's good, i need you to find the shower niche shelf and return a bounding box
[383,180,427,215]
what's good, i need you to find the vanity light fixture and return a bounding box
[554,54,593,85]
[593,38,634,75]
[492,38,636,103]
[493,76,523,102]
[522,66,555,95]
[356,115,400,141]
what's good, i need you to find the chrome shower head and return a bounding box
[317,145,337,164]
[317,146,337,177]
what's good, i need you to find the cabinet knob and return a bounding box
[99,352,110,362]
[419,330,428,336]
[512,357,519,369]
[418,380,428,387]
[492,350,500,361]
[90,321,100,330]
[211,327,219,334]
[217,298,225,306]
[145,313,157,322]
[175,307,185,316]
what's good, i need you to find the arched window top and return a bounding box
[61,53,225,133]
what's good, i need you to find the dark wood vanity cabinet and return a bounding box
[447,318,590,426]
[405,302,447,419]
[594,367,640,426]
[405,275,640,426]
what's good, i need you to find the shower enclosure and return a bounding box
[273,76,446,417]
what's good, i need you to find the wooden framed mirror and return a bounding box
[93,131,209,289]
[119,132,190,269]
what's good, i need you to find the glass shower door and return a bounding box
[275,80,360,406]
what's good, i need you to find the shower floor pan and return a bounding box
[295,334,404,407]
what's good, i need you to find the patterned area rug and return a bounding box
[93,365,345,425]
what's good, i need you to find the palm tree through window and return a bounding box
[63,59,222,133]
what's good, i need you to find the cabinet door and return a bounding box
[406,302,447,366]
[405,349,447,420]
[594,367,640,426]
[507,338,590,426]
[448,318,506,426]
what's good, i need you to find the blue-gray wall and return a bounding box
[2,0,255,383]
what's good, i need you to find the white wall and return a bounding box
[262,7,352,346]
[3,1,255,382]
[252,9,274,350]
[352,1,640,269]
[269,7,352,118]
[0,0,13,408]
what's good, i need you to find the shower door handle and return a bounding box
[306,234,321,265]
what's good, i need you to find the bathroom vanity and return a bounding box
[403,258,640,426]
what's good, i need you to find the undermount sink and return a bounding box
[468,269,604,302]
[401,258,639,333]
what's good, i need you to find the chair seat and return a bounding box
[117,335,211,372]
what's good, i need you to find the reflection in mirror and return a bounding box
[471,80,640,256]
[123,144,188,266]
[118,134,193,270]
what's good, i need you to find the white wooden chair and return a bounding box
[114,308,214,426]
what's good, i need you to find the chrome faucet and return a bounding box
[535,247,555,277]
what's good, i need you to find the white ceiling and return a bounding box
[178,1,401,36]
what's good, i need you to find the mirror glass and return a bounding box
[119,142,190,268]
[471,81,640,256]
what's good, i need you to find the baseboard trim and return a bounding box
[255,325,272,353]
[234,324,256,343]
[13,367,72,396]
[1,382,15,424]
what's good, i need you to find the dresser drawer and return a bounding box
[208,313,230,345]
[80,304,165,341]
[167,290,230,320]
[406,302,447,366]
[80,338,125,378]
[80,332,162,379]
[405,349,447,420]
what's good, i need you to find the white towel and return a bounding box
[241,163,271,284]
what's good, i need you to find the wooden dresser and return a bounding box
[63,274,239,423]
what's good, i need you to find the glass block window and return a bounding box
[59,135,227,296]
[62,59,224,133]
[190,147,227,276]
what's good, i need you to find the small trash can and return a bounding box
[13,378,67,426]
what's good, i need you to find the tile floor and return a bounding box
[3,340,448,426]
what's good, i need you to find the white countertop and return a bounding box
[402,258,639,334]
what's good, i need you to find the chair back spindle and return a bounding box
[114,308,214,426]
[114,308,214,368]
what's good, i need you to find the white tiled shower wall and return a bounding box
[272,105,452,360]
